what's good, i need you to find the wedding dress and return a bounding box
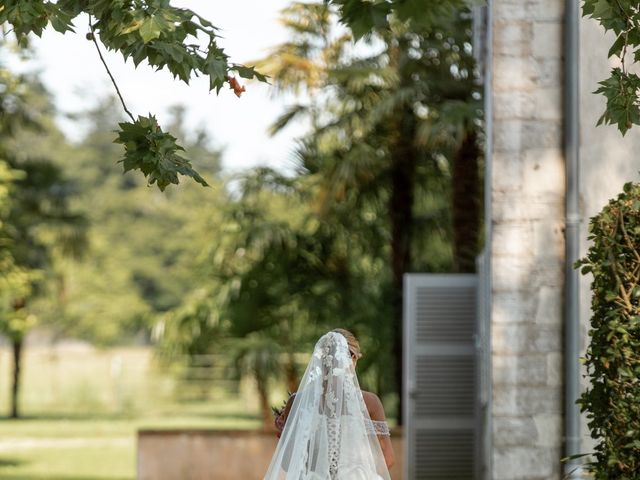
[264,331,391,480]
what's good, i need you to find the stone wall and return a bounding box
[489,1,566,478]
[137,429,404,480]
[578,9,640,461]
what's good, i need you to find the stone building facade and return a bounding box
[486,1,640,479]
[489,1,566,478]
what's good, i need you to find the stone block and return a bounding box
[522,148,565,195]
[534,57,562,87]
[533,414,563,447]
[493,1,533,21]
[520,355,549,384]
[494,91,536,121]
[492,190,564,223]
[532,87,563,120]
[493,291,536,324]
[493,0,563,22]
[533,286,563,325]
[493,354,519,385]
[492,222,534,257]
[491,257,535,292]
[494,21,532,56]
[493,43,562,90]
[532,22,563,58]
[532,219,565,262]
[491,255,563,292]
[493,120,562,154]
[493,446,559,479]
[546,352,563,386]
[521,121,563,149]
[492,151,524,191]
[531,324,563,353]
[493,56,537,91]
[492,323,562,354]
[493,88,562,121]
[517,386,562,414]
[492,384,519,416]
[530,0,565,21]
[492,324,532,354]
[493,417,538,446]
[494,119,524,152]
[493,354,548,385]
[531,258,565,288]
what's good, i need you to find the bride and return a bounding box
[265,329,395,479]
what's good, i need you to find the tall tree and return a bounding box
[1,0,266,189]
[0,117,87,420]
[0,58,86,417]
[258,2,482,421]
[0,0,467,189]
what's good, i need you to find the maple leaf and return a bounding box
[228,76,246,97]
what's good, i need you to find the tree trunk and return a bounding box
[452,127,482,273]
[389,112,417,425]
[256,375,273,430]
[285,352,298,394]
[11,337,23,419]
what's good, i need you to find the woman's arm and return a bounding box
[363,391,395,469]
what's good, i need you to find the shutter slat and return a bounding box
[405,274,478,480]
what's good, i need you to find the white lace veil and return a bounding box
[264,331,391,480]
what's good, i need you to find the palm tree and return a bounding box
[258,2,483,421]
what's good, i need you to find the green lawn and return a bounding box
[0,443,134,480]
[0,346,266,479]
[0,415,262,480]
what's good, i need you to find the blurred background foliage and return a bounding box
[0,4,483,472]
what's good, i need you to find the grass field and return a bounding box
[0,345,265,479]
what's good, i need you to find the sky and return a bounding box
[24,0,306,174]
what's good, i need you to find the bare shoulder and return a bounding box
[361,390,386,420]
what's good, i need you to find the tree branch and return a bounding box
[88,15,135,122]
[619,210,640,264]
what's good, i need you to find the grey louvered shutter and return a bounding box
[404,274,478,479]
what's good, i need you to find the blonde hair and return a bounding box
[332,328,362,359]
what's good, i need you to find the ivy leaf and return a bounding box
[114,115,209,191]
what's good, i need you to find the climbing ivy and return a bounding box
[575,182,640,479]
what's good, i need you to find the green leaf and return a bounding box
[114,115,209,191]
[592,0,613,20]
[139,16,163,43]
[207,57,228,81]
[333,0,392,40]
[118,19,143,35]
[581,265,593,275]
[49,10,75,34]
[608,34,626,58]
[234,65,269,82]
[605,290,618,301]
